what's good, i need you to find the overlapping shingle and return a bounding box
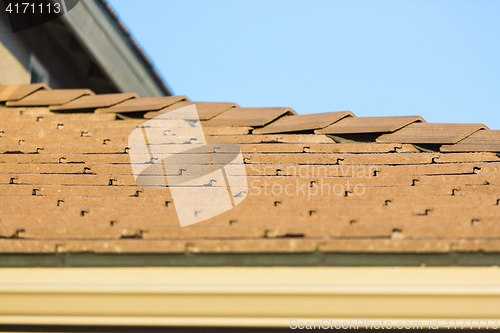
[145,102,239,120]
[316,116,424,134]
[377,123,488,144]
[253,111,353,134]
[0,83,49,102]
[95,96,188,113]
[441,130,500,152]
[204,107,296,127]
[50,93,139,111]
[6,89,94,106]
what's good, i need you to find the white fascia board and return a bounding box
[0,267,499,328]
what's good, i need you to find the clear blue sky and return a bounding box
[108,0,500,129]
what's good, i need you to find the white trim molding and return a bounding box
[0,267,499,328]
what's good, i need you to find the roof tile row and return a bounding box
[1,84,497,151]
[2,85,497,152]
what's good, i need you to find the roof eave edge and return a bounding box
[56,0,172,97]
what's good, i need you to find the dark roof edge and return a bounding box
[1,253,499,267]
[96,0,172,96]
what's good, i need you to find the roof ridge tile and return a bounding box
[253,111,354,134]
[95,96,188,113]
[49,93,139,112]
[0,83,50,102]
[315,116,425,135]
[204,107,296,127]
[377,123,488,144]
[6,89,94,107]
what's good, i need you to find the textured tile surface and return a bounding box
[253,111,354,134]
[0,84,499,257]
[204,107,296,127]
[145,102,239,120]
[6,89,94,106]
[95,96,188,113]
[0,83,49,102]
[50,93,138,111]
[441,130,500,152]
[377,123,488,144]
[316,116,424,134]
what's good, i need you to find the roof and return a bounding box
[1,83,500,267]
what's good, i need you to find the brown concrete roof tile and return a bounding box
[377,123,488,144]
[386,195,497,207]
[236,143,405,154]
[477,163,500,175]
[0,83,49,102]
[205,134,334,144]
[204,107,296,127]
[413,174,500,186]
[0,195,165,208]
[452,239,500,253]
[185,239,318,254]
[375,163,480,176]
[6,225,267,240]
[0,144,129,154]
[0,184,171,199]
[315,116,424,134]
[1,112,116,122]
[440,130,500,152]
[95,96,188,113]
[318,239,451,253]
[0,106,51,118]
[14,226,144,240]
[358,185,489,198]
[8,136,126,145]
[57,240,187,254]
[252,111,354,134]
[395,225,500,239]
[6,89,94,106]
[49,93,139,111]
[0,128,136,138]
[0,240,60,253]
[203,126,252,135]
[0,119,144,130]
[240,153,436,165]
[308,143,418,153]
[434,152,500,164]
[145,102,239,120]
